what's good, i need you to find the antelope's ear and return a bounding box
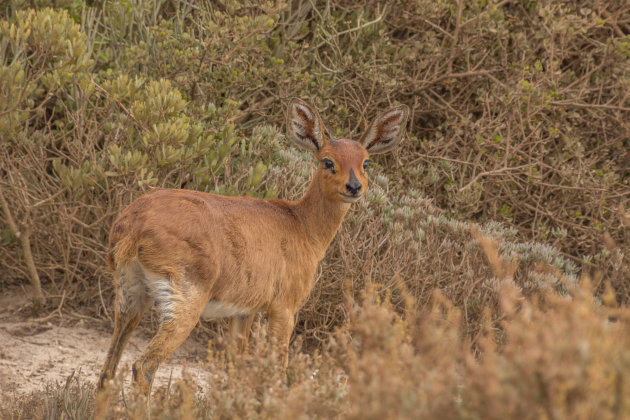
[359,105,409,154]
[287,98,328,152]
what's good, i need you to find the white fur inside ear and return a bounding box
[368,112,403,147]
[288,100,324,151]
[361,106,408,154]
[293,102,314,121]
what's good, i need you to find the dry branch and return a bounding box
[0,183,45,310]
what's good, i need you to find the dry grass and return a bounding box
[0,1,629,417]
[5,247,629,419]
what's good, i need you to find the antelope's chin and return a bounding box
[338,193,362,203]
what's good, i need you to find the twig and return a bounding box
[459,165,531,192]
[460,0,511,29]
[98,275,112,323]
[421,17,454,40]
[409,153,478,167]
[91,78,150,132]
[410,70,506,94]
[31,189,66,209]
[224,28,263,61]
[0,183,45,310]
[70,310,104,323]
[548,100,630,112]
[447,0,464,74]
[315,11,385,49]
[32,291,66,323]
[229,96,275,125]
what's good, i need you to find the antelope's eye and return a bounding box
[321,158,335,173]
[362,159,371,171]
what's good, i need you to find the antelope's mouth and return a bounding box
[338,192,362,203]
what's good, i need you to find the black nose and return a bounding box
[346,180,362,195]
[346,168,362,195]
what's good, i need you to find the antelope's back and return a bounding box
[107,189,318,305]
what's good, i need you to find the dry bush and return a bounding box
[2,2,629,418]
[1,371,95,420]
[0,6,274,320]
[5,267,629,419]
[0,0,628,392]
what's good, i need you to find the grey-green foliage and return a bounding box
[101,74,239,191]
[0,8,93,138]
[0,1,626,340]
[0,7,276,308]
[1,7,277,197]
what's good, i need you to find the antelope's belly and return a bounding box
[200,300,252,320]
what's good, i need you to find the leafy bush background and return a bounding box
[0,0,629,417]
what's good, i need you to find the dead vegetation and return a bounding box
[0,0,629,418]
[4,258,629,419]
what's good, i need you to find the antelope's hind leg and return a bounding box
[98,263,151,390]
[131,272,207,396]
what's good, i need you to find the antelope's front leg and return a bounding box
[228,314,255,354]
[267,305,295,367]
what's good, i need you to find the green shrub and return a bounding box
[0,0,627,383]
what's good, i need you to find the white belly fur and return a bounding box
[201,300,251,321]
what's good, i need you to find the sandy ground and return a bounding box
[0,289,212,400]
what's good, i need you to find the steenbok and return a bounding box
[98,99,408,395]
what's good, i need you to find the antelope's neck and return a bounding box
[293,173,351,258]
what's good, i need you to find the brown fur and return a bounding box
[98,99,408,397]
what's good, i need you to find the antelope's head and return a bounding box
[287,98,409,203]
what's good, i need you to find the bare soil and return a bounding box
[0,288,211,401]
